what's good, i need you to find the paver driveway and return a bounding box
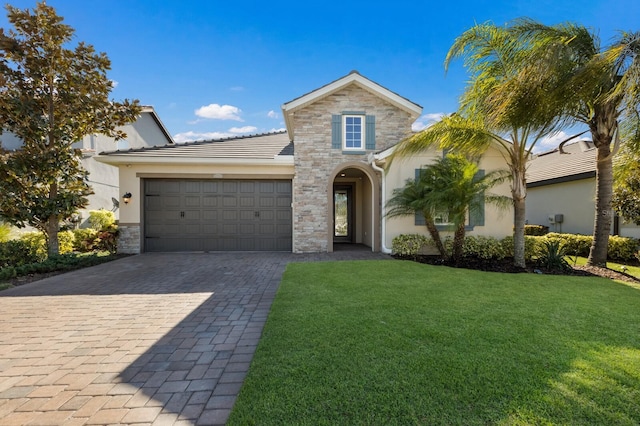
[0,250,389,425]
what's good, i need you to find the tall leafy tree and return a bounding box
[513,21,640,266]
[386,154,508,264]
[0,2,140,257]
[613,120,640,225]
[391,23,563,268]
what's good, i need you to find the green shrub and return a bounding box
[460,236,508,259]
[0,222,11,242]
[392,234,430,256]
[524,224,549,236]
[500,236,540,262]
[544,233,592,257]
[0,239,40,268]
[92,226,119,254]
[72,228,99,252]
[19,231,75,259]
[88,210,115,230]
[608,236,639,261]
[536,240,571,271]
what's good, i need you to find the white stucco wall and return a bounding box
[382,145,513,250]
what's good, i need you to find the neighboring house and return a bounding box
[96,71,513,254]
[526,140,640,238]
[0,106,174,228]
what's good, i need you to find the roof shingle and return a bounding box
[526,141,596,187]
[99,131,292,160]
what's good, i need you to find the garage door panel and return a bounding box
[222,210,237,220]
[259,210,274,220]
[184,196,201,207]
[239,197,255,207]
[240,182,255,192]
[203,210,218,220]
[223,182,237,193]
[222,223,237,235]
[239,210,255,220]
[144,179,291,252]
[222,196,237,207]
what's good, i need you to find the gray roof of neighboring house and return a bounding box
[527,140,596,187]
[99,131,293,159]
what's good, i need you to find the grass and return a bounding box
[229,260,640,425]
[567,256,640,279]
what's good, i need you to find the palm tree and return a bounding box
[386,154,509,264]
[391,23,563,268]
[512,21,640,266]
[386,168,448,258]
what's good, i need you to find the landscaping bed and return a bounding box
[395,254,640,284]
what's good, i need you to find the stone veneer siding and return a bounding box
[118,224,141,254]
[292,84,415,253]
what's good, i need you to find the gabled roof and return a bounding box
[96,131,293,165]
[281,70,423,139]
[527,140,596,187]
[141,106,175,145]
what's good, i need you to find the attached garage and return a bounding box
[144,179,292,252]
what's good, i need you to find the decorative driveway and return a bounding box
[0,250,389,425]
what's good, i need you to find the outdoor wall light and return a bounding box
[122,192,132,204]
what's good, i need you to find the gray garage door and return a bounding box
[144,179,292,252]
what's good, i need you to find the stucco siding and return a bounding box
[383,145,513,250]
[526,179,596,235]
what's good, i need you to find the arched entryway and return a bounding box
[327,162,380,252]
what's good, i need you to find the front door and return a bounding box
[333,186,353,243]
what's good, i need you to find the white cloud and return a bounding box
[194,104,243,121]
[269,127,286,133]
[267,110,278,119]
[412,112,446,132]
[534,131,591,153]
[110,80,119,88]
[173,131,234,143]
[229,86,245,92]
[229,126,257,134]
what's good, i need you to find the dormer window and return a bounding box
[344,115,364,150]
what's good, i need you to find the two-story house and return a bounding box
[1,106,173,228]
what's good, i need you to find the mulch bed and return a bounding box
[394,255,640,284]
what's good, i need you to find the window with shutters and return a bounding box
[343,115,363,150]
[331,113,376,151]
[414,168,485,229]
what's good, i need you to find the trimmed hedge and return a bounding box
[391,232,639,262]
[524,224,549,236]
[0,252,120,281]
[391,234,431,256]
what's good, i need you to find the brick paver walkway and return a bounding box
[0,249,389,425]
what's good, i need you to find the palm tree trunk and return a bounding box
[452,223,465,265]
[422,211,449,259]
[513,196,526,268]
[511,165,527,268]
[587,137,614,266]
[587,104,617,267]
[424,216,448,259]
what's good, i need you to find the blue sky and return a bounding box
[1,0,639,151]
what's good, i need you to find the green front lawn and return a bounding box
[229,260,640,425]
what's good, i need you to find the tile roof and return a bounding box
[99,131,293,160]
[527,140,596,187]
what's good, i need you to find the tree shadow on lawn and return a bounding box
[229,262,640,425]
